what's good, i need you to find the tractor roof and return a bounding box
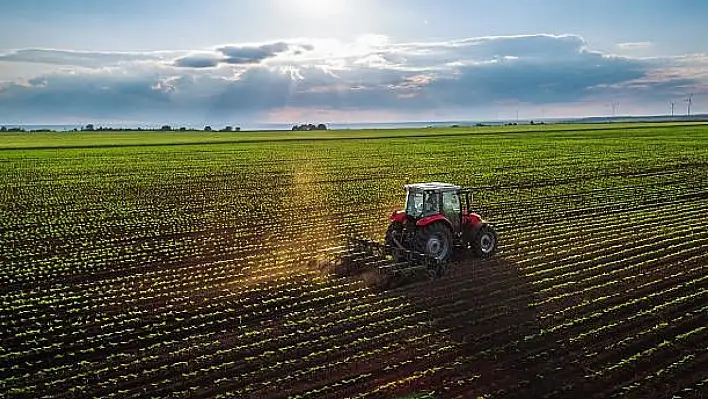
[404,182,461,192]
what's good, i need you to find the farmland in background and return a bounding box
[1,123,707,398]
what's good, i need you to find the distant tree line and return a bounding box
[79,124,241,132]
[0,126,62,132]
[292,123,328,131]
[1,121,552,134]
[0,126,27,132]
[501,121,545,126]
[2,124,325,133]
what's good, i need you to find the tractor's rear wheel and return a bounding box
[472,224,497,258]
[415,222,453,262]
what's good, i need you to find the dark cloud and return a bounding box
[174,55,220,68]
[417,55,647,106]
[0,72,173,121]
[171,42,315,69]
[217,42,290,64]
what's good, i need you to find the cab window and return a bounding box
[442,192,460,214]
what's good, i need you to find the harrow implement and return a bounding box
[331,237,449,280]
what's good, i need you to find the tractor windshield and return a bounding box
[405,190,438,218]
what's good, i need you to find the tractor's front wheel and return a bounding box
[415,222,453,262]
[471,224,498,258]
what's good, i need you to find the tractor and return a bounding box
[384,182,498,261]
[333,182,498,281]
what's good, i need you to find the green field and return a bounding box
[1,123,707,398]
[1,121,706,149]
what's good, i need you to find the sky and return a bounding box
[1,0,707,125]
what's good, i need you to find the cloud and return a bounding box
[585,53,708,99]
[616,42,653,50]
[1,34,706,123]
[0,48,175,68]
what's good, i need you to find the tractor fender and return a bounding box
[463,212,483,226]
[463,220,489,246]
[389,210,407,223]
[416,215,454,230]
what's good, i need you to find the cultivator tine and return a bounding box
[333,254,363,276]
[322,245,349,259]
[347,237,387,258]
[377,261,412,274]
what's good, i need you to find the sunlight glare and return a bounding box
[286,0,347,19]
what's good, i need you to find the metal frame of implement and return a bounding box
[338,237,449,278]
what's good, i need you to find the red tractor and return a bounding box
[384,182,498,262]
[333,182,498,281]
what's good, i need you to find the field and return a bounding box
[1,123,707,398]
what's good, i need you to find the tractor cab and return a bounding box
[402,182,467,234]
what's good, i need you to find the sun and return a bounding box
[286,0,347,19]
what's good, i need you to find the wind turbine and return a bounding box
[670,101,676,117]
[611,101,619,117]
[686,93,693,118]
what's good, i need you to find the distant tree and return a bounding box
[234,127,241,132]
[221,126,233,132]
[204,126,212,132]
[292,123,329,131]
[0,126,6,132]
[161,125,172,131]
[83,124,95,131]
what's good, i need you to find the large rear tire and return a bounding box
[415,222,453,262]
[471,224,497,258]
